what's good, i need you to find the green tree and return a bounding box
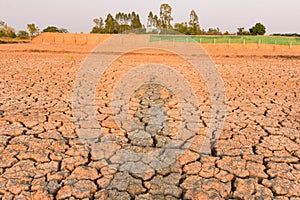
[237,27,250,35]
[160,3,173,30]
[174,22,190,35]
[104,13,119,33]
[1,24,16,38]
[42,26,68,33]
[0,29,4,37]
[0,21,4,37]
[147,11,160,33]
[249,22,266,35]
[115,13,126,32]
[131,12,142,29]
[27,24,39,39]
[147,11,154,29]
[17,30,29,39]
[93,17,104,28]
[91,17,104,33]
[206,27,222,35]
[43,26,59,32]
[154,14,160,30]
[115,12,131,32]
[189,10,200,35]
[59,28,68,33]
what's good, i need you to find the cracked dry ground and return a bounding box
[0,43,299,200]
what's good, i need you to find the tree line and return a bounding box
[3,3,297,39]
[90,4,267,36]
[90,4,204,35]
[0,21,68,40]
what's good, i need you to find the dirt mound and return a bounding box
[32,32,112,45]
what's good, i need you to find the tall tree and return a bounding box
[154,14,160,30]
[160,4,173,29]
[131,12,142,29]
[123,13,129,26]
[93,17,104,28]
[147,11,154,29]
[27,24,39,40]
[116,12,131,32]
[104,14,119,33]
[147,11,160,33]
[189,10,200,35]
[91,17,104,33]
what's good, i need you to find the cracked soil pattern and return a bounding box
[0,40,299,200]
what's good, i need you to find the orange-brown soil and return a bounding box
[0,37,299,199]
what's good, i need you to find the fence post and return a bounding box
[289,41,293,49]
[200,38,202,44]
[258,39,261,48]
[243,39,246,46]
[228,39,231,47]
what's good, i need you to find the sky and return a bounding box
[1,0,300,34]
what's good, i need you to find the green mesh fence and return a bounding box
[150,35,300,45]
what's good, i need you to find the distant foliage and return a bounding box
[17,30,29,39]
[27,24,39,39]
[237,27,250,35]
[0,21,16,38]
[249,22,266,35]
[42,26,68,33]
[272,33,300,37]
[174,22,190,35]
[205,27,222,35]
[92,12,144,34]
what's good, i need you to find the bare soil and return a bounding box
[0,39,299,199]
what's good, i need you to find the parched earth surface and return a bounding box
[0,38,299,200]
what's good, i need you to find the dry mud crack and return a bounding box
[0,41,299,200]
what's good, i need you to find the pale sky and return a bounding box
[0,0,299,34]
